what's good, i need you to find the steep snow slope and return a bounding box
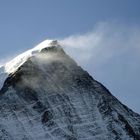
[0,40,140,140]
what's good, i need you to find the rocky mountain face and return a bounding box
[0,40,140,140]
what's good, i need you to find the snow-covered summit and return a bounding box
[0,39,61,89]
[4,40,61,74]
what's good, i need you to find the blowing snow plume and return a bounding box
[60,22,140,113]
[60,22,140,68]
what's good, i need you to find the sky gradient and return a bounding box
[0,0,140,113]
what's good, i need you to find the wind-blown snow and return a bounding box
[0,39,53,89]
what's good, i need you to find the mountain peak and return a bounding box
[3,39,62,74]
[40,40,65,54]
[49,40,59,46]
[0,39,64,89]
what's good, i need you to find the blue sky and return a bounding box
[0,0,140,57]
[0,0,140,113]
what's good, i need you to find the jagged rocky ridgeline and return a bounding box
[0,40,140,140]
